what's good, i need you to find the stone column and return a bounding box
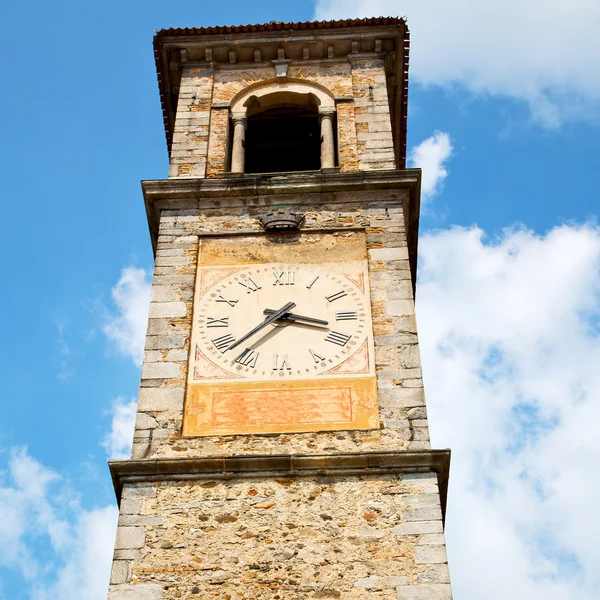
[231,114,246,173]
[319,109,336,169]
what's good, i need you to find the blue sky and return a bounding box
[1,1,599,598]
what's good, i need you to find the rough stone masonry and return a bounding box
[107,17,453,600]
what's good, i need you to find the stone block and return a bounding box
[402,494,441,508]
[137,387,184,411]
[415,545,448,565]
[141,361,181,380]
[119,514,165,527]
[150,285,176,302]
[396,584,452,600]
[392,520,443,535]
[113,549,145,560]
[369,247,409,261]
[119,499,142,515]
[386,299,415,317]
[355,575,409,588]
[143,350,162,363]
[401,345,422,368]
[114,527,146,550]
[110,560,130,585]
[108,584,163,599]
[135,413,157,430]
[154,256,191,268]
[379,387,425,408]
[148,301,187,318]
[121,484,157,499]
[419,534,446,546]
[416,564,451,584]
[145,335,187,350]
[167,348,188,362]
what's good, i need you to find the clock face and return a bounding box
[191,262,372,381]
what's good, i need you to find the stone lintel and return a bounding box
[142,168,421,290]
[109,449,450,519]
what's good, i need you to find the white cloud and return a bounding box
[0,448,117,600]
[103,266,151,367]
[315,0,600,127]
[408,131,453,202]
[101,396,137,460]
[416,223,600,599]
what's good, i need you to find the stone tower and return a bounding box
[108,17,452,600]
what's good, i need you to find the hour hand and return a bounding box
[263,308,328,327]
[228,301,296,350]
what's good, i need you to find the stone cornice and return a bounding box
[142,168,422,290]
[109,449,451,521]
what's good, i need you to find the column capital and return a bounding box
[318,107,336,120]
[231,112,247,127]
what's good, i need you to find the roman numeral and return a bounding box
[216,295,237,307]
[336,311,357,321]
[306,275,319,289]
[272,354,291,371]
[234,348,259,368]
[325,330,352,347]
[206,317,229,328]
[273,270,295,286]
[309,349,326,363]
[211,334,235,352]
[326,290,347,302]
[238,277,261,293]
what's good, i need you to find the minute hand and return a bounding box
[262,308,328,327]
[228,301,296,351]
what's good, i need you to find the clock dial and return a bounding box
[192,263,370,380]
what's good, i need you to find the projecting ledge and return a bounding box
[109,449,451,520]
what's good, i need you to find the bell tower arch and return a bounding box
[107,17,453,600]
[229,80,337,173]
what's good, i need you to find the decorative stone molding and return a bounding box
[258,209,305,230]
[109,449,451,519]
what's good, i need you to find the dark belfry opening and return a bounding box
[244,106,322,174]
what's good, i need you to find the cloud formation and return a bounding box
[0,448,117,600]
[408,131,453,203]
[101,396,137,460]
[315,0,600,127]
[417,223,600,598]
[103,266,151,367]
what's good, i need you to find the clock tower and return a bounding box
[108,17,453,600]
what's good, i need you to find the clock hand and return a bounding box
[262,308,328,327]
[228,301,296,351]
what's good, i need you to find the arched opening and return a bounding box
[228,83,337,175]
[245,105,321,174]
